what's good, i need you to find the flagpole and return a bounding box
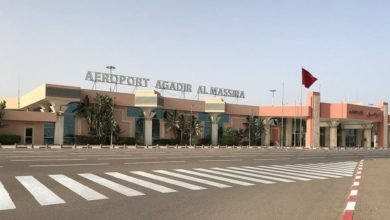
[281,82,285,147]
[300,84,303,148]
[294,99,296,147]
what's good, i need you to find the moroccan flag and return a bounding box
[302,68,317,88]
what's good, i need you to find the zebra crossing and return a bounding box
[0,161,357,211]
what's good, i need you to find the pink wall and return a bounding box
[4,111,57,122]
[0,121,45,144]
[259,106,311,118]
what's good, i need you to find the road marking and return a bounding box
[355,175,361,180]
[283,164,356,173]
[297,157,326,159]
[345,201,356,211]
[269,165,344,178]
[175,169,254,186]
[353,181,360,186]
[252,167,327,179]
[98,157,157,160]
[154,170,231,188]
[7,155,68,158]
[132,171,206,190]
[16,176,66,206]
[200,159,242,162]
[11,159,87,162]
[124,161,185,165]
[79,173,144,197]
[29,163,109,167]
[194,168,275,184]
[49,175,107,201]
[213,168,295,183]
[350,190,358,196]
[253,158,291,161]
[106,172,176,193]
[0,181,16,210]
[241,166,311,181]
[166,156,213,159]
[274,165,353,176]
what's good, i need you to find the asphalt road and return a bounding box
[0,148,389,220]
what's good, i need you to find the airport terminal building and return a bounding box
[1,83,389,148]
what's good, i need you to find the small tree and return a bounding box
[164,110,202,145]
[0,101,6,128]
[75,94,120,144]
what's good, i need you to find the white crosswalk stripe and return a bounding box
[0,181,16,210]
[49,174,108,201]
[154,170,231,188]
[106,172,177,193]
[246,167,328,179]
[175,169,255,186]
[212,168,295,183]
[194,168,275,184]
[275,165,354,176]
[240,166,311,181]
[78,173,145,197]
[267,166,344,178]
[16,176,66,206]
[132,171,206,190]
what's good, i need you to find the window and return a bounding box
[44,123,55,144]
[25,127,33,144]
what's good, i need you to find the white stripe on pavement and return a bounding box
[0,181,16,210]
[124,161,185,165]
[106,172,176,193]
[200,159,242,162]
[282,164,355,174]
[268,166,345,178]
[49,175,107,201]
[345,201,356,211]
[253,158,291,161]
[132,171,206,190]
[194,168,275,184]
[16,176,66,206]
[273,165,353,176]
[212,168,295,183]
[79,173,144,197]
[154,170,231,188]
[175,169,254,186]
[240,167,311,181]
[29,163,109,167]
[12,159,87,162]
[257,166,333,179]
[350,190,358,196]
[249,167,327,180]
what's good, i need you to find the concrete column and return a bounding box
[54,115,64,145]
[363,124,373,148]
[159,119,165,139]
[382,103,388,148]
[356,129,363,148]
[285,118,293,146]
[328,120,340,148]
[341,129,346,147]
[325,127,330,147]
[305,92,320,148]
[262,118,272,146]
[211,123,218,146]
[142,108,156,146]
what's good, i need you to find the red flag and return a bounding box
[302,68,317,88]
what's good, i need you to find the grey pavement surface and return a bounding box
[0,148,389,220]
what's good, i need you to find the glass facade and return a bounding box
[25,127,33,144]
[44,123,55,144]
[63,103,78,145]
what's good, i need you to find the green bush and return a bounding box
[219,135,235,146]
[75,135,101,145]
[116,137,137,145]
[0,134,21,145]
[155,139,179,145]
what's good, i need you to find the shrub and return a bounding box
[219,135,235,146]
[155,139,179,145]
[74,135,101,145]
[116,137,137,145]
[0,134,21,145]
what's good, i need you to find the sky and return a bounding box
[1,0,390,106]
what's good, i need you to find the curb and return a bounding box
[342,160,364,220]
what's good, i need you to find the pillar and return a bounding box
[341,129,346,147]
[262,118,272,146]
[210,113,219,146]
[379,102,388,148]
[356,129,363,148]
[142,108,155,146]
[159,119,166,139]
[324,127,330,147]
[363,124,373,148]
[285,118,293,146]
[54,115,64,145]
[329,120,339,148]
[306,92,320,148]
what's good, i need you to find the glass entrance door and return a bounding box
[25,127,33,144]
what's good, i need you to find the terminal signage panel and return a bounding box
[85,71,245,99]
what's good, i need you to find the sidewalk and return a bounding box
[354,159,390,220]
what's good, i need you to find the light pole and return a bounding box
[106,65,116,146]
[270,89,277,106]
[190,104,193,146]
[248,109,252,147]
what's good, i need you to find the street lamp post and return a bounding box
[190,104,193,146]
[106,65,116,146]
[270,89,277,106]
